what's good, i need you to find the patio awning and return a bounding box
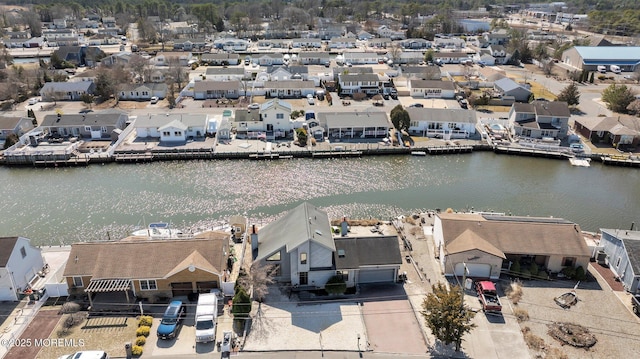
[85,279,132,293]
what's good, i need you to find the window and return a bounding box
[101,126,108,134]
[174,131,182,136]
[267,252,281,261]
[140,279,157,291]
[337,270,349,281]
[72,276,83,287]
[84,126,92,132]
[20,246,27,258]
[561,257,576,267]
[300,252,307,265]
[163,131,171,136]
[276,113,284,119]
[616,257,622,268]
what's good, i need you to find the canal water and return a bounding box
[1,152,638,245]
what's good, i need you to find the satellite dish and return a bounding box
[188,265,196,272]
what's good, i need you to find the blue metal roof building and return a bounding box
[562,46,640,72]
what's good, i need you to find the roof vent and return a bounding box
[338,249,345,258]
[315,229,323,236]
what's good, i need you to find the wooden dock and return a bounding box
[312,151,362,158]
[427,145,473,155]
[601,155,640,167]
[114,153,153,162]
[494,146,572,159]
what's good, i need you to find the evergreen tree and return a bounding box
[557,82,580,106]
[602,84,636,113]
[390,105,410,131]
[421,283,476,351]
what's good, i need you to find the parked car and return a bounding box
[307,94,315,105]
[248,103,260,109]
[157,301,186,340]
[409,103,424,108]
[150,96,159,104]
[57,351,109,359]
[28,97,40,105]
[570,143,584,153]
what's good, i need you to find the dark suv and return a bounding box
[157,301,186,339]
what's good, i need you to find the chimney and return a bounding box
[250,224,259,254]
[631,222,635,231]
[341,217,348,236]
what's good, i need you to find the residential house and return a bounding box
[338,74,381,96]
[268,66,309,81]
[136,114,207,142]
[119,83,168,101]
[53,46,105,67]
[40,81,95,102]
[233,99,293,140]
[358,31,374,41]
[408,80,456,99]
[0,116,35,141]
[252,202,401,289]
[367,37,392,48]
[377,25,405,40]
[398,66,442,83]
[102,16,117,28]
[318,22,345,40]
[150,70,166,83]
[43,29,78,46]
[257,39,291,50]
[317,111,390,140]
[213,38,249,52]
[599,229,640,294]
[407,108,477,138]
[508,101,571,139]
[433,52,472,64]
[154,52,193,67]
[264,80,316,99]
[62,234,229,303]
[494,77,532,103]
[399,38,430,49]
[292,38,322,49]
[475,49,498,66]
[433,213,591,279]
[204,67,246,82]
[486,45,509,65]
[200,53,240,66]
[482,29,510,46]
[328,37,357,49]
[562,46,640,72]
[299,52,331,66]
[0,237,45,301]
[40,110,128,140]
[396,51,426,65]
[434,37,466,49]
[258,54,285,66]
[344,52,381,65]
[573,116,640,149]
[193,81,242,100]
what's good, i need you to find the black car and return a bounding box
[409,103,424,108]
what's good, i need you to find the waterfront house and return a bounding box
[40,81,95,102]
[292,38,322,49]
[433,52,471,64]
[338,74,381,97]
[317,111,390,140]
[434,37,466,49]
[193,80,242,100]
[298,52,331,66]
[136,114,207,142]
[119,83,167,101]
[329,37,357,49]
[264,80,316,99]
[40,110,128,140]
[232,99,293,140]
[153,52,193,67]
[53,46,105,67]
[494,77,532,103]
[433,213,591,279]
[268,66,309,81]
[0,237,45,301]
[398,38,430,50]
[599,229,640,295]
[0,116,35,142]
[508,101,571,140]
[213,38,249,52]
[62,233,229,303]
[409,80,456,99]
[573,116,640,150]
[252,202,401,289]
[204,67,246,82]
[258,53,285,66]
[407,108,477,139]
[200,53,240,66]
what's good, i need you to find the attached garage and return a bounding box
[454,262,491,278]
[171,282,194,297]
[358,268,397,284]
[196,281,218,292]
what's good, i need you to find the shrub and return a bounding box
[598,75,606,81]
[231,286,251,318]
[131,345,143,356]
[138,315,153,327]
[522,326,545,350]
[136,325,151,337]
[63,312,86,329]
[135,336,146,346]
[529,263,539,278]
[325,275,347,295]
[561,266,576,279]
[513,308,529,322]
[60,302,81,314]
[520,269,531,280]
[511,261,521,276]
[575,266,587,281]
[505,279,523,304]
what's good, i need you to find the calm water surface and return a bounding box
[1,152,638,245]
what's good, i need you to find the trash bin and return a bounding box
[124,342,132,359]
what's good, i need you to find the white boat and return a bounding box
[411,151,427,156]
[569,157,591,167]
[131,222,185,239]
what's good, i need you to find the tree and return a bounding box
[80,94,94,109]
[602,84,636,113]
[421,283,476,352]
[237,262,275,302]
[296,127,308,147]
[27,108,37,126]
[390,105,410,131]
[557,82,580,106]
[3,133,18,149]
[231,285,251,319]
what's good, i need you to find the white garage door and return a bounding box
[454,263,491,278]
[359,268,396,284]
[0,287,16,301]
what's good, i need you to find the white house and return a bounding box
[344,52,380,65]
[407,108,477,139]
[338,74,381,96]
[153,52,193,67]
[0,237,45,301]
[258,54,285,66]
[328,37,357,49]
[409,80,456,99]
[119,83,168,101]
[135,114,208,141]
[232,99,293,140]
[292,38,322,49]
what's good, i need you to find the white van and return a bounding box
[597,65,607,73]
[195,293,218,343]
[610,65,621,74]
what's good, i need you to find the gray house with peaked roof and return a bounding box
[508,101,571,139]
[0,116,34,141]
[600,229,640,294]
[41,110,127,140]
[40,81,95,101]
[494,77,532,102]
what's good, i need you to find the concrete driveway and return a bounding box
[145,314,216,357]
[361,299,428,354]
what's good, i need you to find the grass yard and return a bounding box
[36,314,136,359]
[529,81,557,100]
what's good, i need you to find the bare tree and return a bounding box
[238,261,276,302]
[128,54,150,83]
